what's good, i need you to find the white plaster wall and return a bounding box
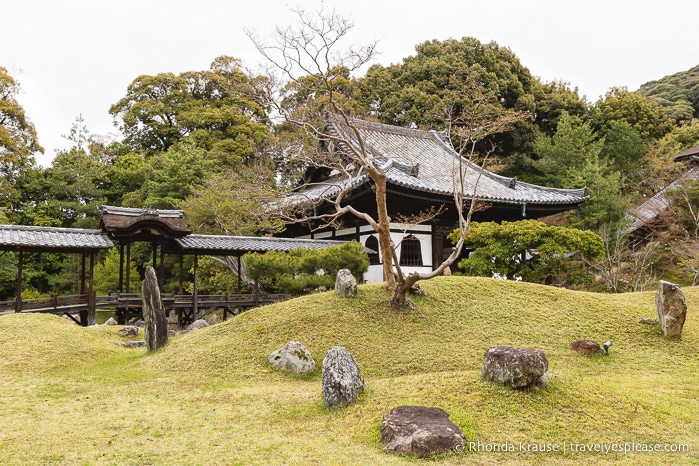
[359,228,433,283]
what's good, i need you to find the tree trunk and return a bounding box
[389,286,414,310]
[374,177,396,291]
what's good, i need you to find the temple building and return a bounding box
[280,115,588,282]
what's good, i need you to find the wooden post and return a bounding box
[125,243,132,293]
[192,254,199,321]
[118,243,125,292]
[178,253,184,295]
[87,253,96,326]
[152,242,157,269]
[237,255,242,291]
[158,243,165,291]
[15,250,23,313]
[80,253,86,295]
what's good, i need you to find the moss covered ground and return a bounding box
[0,276,697,465]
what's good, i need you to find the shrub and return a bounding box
[243,241,369,294]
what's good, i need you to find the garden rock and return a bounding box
[141,266,168,352]
[117,340,147,348]
[335,269,357,298]
[322,346,364,409]
[177,319,209,334]
[637,317,657,325]
[409,282,427,296]
[569,339,603,355]
[482,345,548,389]
[381,406,466,457]
[104,317,118,326]
[119,326,139,336]
[268,341,315,374]
[655,281,687,338]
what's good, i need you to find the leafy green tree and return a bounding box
[0,67,43,208]
[638,64,699,123]
[639,119,699,196]
[179,164,283,236]
[528,111,603,187]
[566,156,628,232]
[42,148,108,228]
[530,80,588,135]
[0,210,15,299]
[109,57,270,167]
[143,143,211,209]
[450,220,604,286]
[358,37,538,157]
[599,121,647,191]
[105,152,151,207]
[93,248,141,294]
[589,87,673,140]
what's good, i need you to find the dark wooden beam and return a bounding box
[192,255,199,319]
[125,243,132,293]
[87,253,95,326]
[118,243,124,292]
[15,251,23,313]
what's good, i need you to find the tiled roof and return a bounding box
[626,166,699,232]
[99,205,191,236]
[286,115,587,207]
[176,235,357,254]
[673,143,699,163]
[0,225,113,251]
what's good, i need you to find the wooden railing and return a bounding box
[0,293,91,315]
[0,292,290,321]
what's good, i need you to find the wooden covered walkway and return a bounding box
[1,206,350,328]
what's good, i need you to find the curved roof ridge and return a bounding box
[0,224,105,234]
[327,112,448,141]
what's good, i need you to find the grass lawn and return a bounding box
[0,276,697,465]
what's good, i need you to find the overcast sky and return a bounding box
[4,0,698,166]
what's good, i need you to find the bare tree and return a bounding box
[248,8,523,308]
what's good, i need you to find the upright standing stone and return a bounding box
[322,346,364,409]
[142,266,168,352]
[656,280,687,338]
[335,269,358,298]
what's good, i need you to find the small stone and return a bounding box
[268,341,315,374]
[569,339,603,355]
[382,406,467,457]
[103,317,118,326]
[114,340,147,348]
[119,326,139,336]
[637,317,657,324]
[408,282,427,296]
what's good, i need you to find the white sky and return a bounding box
[3,0,698,166]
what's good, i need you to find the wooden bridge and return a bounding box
[1,208,347,329]
[0,292,289,328]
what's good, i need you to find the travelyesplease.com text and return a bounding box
[454,440,690,455]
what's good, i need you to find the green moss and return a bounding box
[0,277,698,465]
